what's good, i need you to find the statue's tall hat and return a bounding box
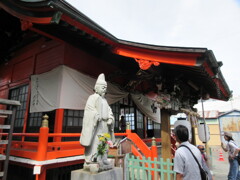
[95,73,107,86]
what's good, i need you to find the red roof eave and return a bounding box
[60,14,205,70]
[61,14,117,46]
[203,61,229,99]
[4,5,205,71]
[1,3,229,98]
[0,2,52,24]
[112,44,203,70]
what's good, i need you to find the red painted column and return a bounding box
[54,109,64,142]
[36,166,46,180]
[39,169,46,180]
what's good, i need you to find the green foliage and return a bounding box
[97,133,111,157]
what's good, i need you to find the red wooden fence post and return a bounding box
[151,137,158,180]
[151,137,158,159]
[126,122,131,134]
[36,114,49,161]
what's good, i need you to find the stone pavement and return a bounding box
[209,146,229,180]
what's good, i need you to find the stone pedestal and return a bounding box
[71,167,123,180]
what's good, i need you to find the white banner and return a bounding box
[30,65,128,113]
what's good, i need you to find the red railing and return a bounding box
[0,127,159,161]
[0,132,84,160]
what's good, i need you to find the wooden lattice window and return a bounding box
[63,109,84,127]
[110,101,120,130]
[8,85,28,130]
[28,112,43,127]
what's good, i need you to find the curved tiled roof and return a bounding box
[0,0,232,101]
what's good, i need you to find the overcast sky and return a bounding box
[66,0,240,99]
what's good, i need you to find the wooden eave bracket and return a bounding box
[21,20,33,31]
[134,58,160,70]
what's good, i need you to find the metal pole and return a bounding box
[201,98,207,143]
[201,97,210,167]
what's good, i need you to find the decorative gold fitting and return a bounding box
[42,114,49,127]
[126,122,131,130]
[152,137,156,146]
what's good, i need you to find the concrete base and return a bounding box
[71,167,123,180]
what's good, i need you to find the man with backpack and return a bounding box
[174,125,210,180]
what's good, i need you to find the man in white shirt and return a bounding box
[174,125,205,180]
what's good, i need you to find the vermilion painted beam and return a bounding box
[131,145,143,159]
[113,45,203,70]
[46,149,84,160]
[127,133,151,157]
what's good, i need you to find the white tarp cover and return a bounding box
[30,65,128,113]
[131,93,161,123]
[30,65,160,123]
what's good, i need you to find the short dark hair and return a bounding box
[175,125,189,142]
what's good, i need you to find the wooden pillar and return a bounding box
[144,116,147,138]
[161,109,172,160]
[191,127,196,145]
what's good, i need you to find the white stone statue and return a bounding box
[80,73,115,171]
